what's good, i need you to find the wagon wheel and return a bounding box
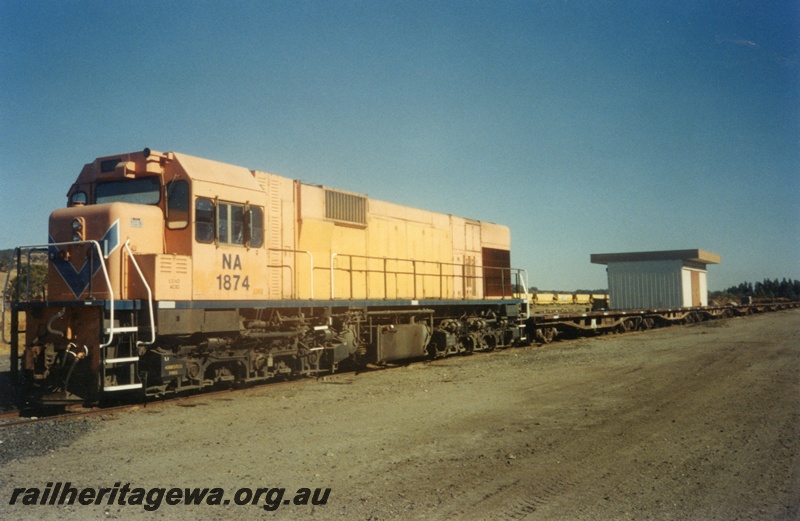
[622,317,639,332]
[536,327,555,344]
[614,319,632,334]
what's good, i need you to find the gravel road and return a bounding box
[1,309,798,520]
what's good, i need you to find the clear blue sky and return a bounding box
[1,0,798,291]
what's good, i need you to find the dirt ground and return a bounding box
[1,309,798,520]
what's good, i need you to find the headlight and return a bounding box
[72,219,84,241]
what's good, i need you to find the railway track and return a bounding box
[526,302,800,342]
[0,369,355,428]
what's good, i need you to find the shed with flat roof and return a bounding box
[590,249,721,310]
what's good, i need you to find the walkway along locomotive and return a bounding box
[3,149,529,404]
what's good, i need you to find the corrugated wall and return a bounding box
[607,260,684,309]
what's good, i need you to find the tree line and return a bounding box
[1,249,49,301]
[0,249,13,272]
[711,278,800,301]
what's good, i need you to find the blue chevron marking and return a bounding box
[102,219,120,257]
[49,220,120,297]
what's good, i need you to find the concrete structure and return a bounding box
[590,249,721,310]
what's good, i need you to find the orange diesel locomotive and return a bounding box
[5,149,528,404]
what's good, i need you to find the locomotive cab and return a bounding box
[21,150,178,402]
[19,149,274,403]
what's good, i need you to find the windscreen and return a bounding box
[95,177,161,205]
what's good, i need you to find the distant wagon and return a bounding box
[590,249,721,310]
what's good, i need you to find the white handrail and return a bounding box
[306,250,314,299]
[124,241,155,345]
[5,240,117,347]
[330,253,338,299]
[519,269,530,318]
[268,248,315,299]
[1,259,15,345]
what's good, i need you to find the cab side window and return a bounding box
[195,198,264,248]
[195,198,215,243]
[69,191,87,207]
[166,180,189,229]
[218,202,245,245]
[247,206,264,248]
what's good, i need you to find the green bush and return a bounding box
[4,264,48,301]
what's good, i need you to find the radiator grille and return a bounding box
[325,189,367,226]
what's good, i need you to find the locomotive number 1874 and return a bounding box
[217,253,250,291]
[216,274,250,291]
